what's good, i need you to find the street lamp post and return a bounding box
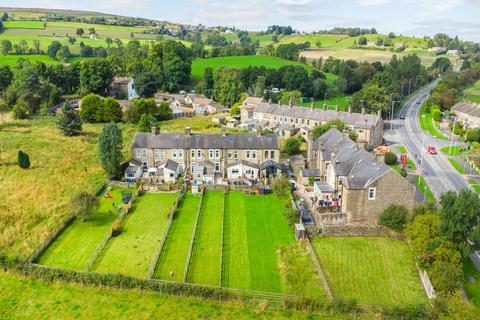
[448,116,457,155]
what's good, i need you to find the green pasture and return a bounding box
[187,191,224,286]
[463,80,480,104]
[311,237,426,306]
[300,95,351,111]
[0,54,60,67]
[94,192,178,278]
[37,187,129,270]
[3,20,45,29]
[153,193,201,282]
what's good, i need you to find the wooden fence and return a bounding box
[147,189,185,279]
[183,188,205,283]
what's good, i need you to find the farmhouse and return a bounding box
[452,101,480,128]
[110,77,139,100]
[306,128,415,225]
[125,126,281,185]
[243,101,384,147]
[447,49,460,56]
[184,94,228,114]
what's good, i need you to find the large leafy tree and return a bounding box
[102,97,122,122]
[79,58,114,95]
[214,68,244,106]
[69,191,99,219]
[0,39,12,55]
[79,93,103,123]
[99,123,123,179]
[57,101,82,136]
[352,80,390,114]
[124,98,158,124]
[0,65,13,93]
[137,113,157,132]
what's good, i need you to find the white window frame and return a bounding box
[214,162,220,172]
[141,149,147,158]
[172,149,177,159]
[251,150,257,159]
[135,148,142,158]
[191,149,195,159]
[215,149,220,159]
[178,149,183,159]
[154,149,161,158]
[246,150,250,159]
[197,149,202,159]
[368,188,376,200]
[209,149,214,159]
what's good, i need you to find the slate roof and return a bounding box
[259,160,282,170]
[228,160,259,169]
[314,181,334,193]
[125,165,139,174]
[133,132,279,150]
[301,169,320,177]
[254,103,380,129]
[164,159,179,171]
[452,102,480,118]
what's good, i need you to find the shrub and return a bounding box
[379,204,408,231]
[432,109,441,121]
[271,176,292,199]
[384,152,398,165]
[429,261,463,295]
[282,137,301,155]
[12,100,30,119]
[400,167,407,177]
[56,101,82,136]
[69,191,99,219]
[17,150,30,169]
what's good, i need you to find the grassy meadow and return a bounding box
[0,54,59,67]
[3,20,45,29]
[94,192,178,278]
[153,192,201,282]
[311,237,426,306]
[0,271,354,320]
[463,80,480,104]
[37,187,130,270]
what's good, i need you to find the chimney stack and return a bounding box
[374,152,385,164]
[377,109,382,118]
[310,100,314,110]
[185,127,191,136]
[348,105,352,114]
[361,107,365,115]
[151,126,158,136]
[331,153,337,168]
[342,129,350,139]
[221,126,226,136]
[335,105,339,112]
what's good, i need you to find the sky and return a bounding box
[2,0,479,41]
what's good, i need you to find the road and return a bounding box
[393,84,471,199]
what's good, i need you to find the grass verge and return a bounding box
[440,145,463,156]
[413,175,436,202]
[463,257,480,308]
[448,158,465,174]
[468,180,480,193]
[419,104,448,140]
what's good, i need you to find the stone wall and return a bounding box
[311,224,403,240]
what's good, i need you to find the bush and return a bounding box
[17,150,30,169]
[429,260,463,295]
[432,109,441,121]
[384,152,398,165]
[379,204,408,231]
[69,191,99,219]
[282,137,301,155]
[12,100,30,119]
[400,167,407,177]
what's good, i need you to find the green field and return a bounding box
[94,192,178,278]
[37,187,129,270]
[300,95,351,111]
[3,20,45,29]
[188,191,224,286]
[0,271,352,320]
[0,54,60,67]
[311,237,426,306]
[463,80,480,104]
[223,191,295,293]
[153,193,201,282]
[419,104,448,140]
[190,55,315,82]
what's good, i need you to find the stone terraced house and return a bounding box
[125,126,282,185]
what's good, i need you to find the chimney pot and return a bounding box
[151,126,158,136]
[331,153,337,167]
[185,127,191,136]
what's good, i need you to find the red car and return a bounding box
[427,146,437,155]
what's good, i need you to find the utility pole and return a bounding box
[448,116,457,155]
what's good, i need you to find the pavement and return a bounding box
[386,84,473,199]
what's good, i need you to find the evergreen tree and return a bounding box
[102,97,123,122]
[98,123,123,179]
[57,101,82,136]
[17,150,30,169]
[137,113,157,132]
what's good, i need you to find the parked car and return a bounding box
[427,146,437,154]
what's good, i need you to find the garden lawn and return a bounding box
[37,187,129,270]
[3,20,44,29]
[300,95,351,111]
[188,191,224,286]
[0,271,356,320]
[413,175,436,202]
[94,192,178,278]
[153,193,201,282]
[419,104,448,140]
[311,237,426,307]
[223,191,295,293]
[448,158,465,174]
[190,55,314,82]
[463,257,480,308]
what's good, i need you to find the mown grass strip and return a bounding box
[448,158,465,174]
[183,189,205,283]
[468,179,480,193]
[419,104,448,140]
[152,193,201,282]
[413,175,436,202]
[187,191,224,286]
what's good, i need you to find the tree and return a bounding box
[98,122,123,179]
[0,65,13,92]
[76,28,85,37]
[214,68,244,106]
[137,113,157,132]
[1,12,8,21]
[384,152,398,165]
[12,100,30,119]
[88,27,96,36]
[230,103,240,115]
[312,119,346,139]
[204,67,214,91]
[388,32,396,39]
[379,204,408,231]
[358,37,367,45]
[276,43,299,61]
[79,93,103,123]
[375,38,384,46]
[55,46,70,61]
[271,176,292,199]
[282,137,301,156]
[157,102,173,121]
[102,97,122,122]
[105,37,113,48]
[47,41,62,59]
[124,98,158,124]
[68,37,76,45]
[80,59,114,95]
[56,101,82,136]
[69,191,99,219]
[429,261,463,295]
[17,150,30,169]
[1,39,12,55]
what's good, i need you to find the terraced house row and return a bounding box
[125,126,283,184]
